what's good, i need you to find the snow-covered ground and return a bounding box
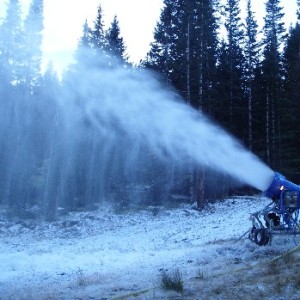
[1,197,299,299]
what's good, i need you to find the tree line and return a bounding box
[144,0,300,207]
[146,0,300,173]
[0,0,299,219]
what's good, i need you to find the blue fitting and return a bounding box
[264,172,300,199]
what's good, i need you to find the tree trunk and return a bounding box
[195,168,206,210]
[266,87,270,165]
[248,83,253,151]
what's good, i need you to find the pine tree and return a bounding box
[0,0,23,86]
[145,0,181,85]
[106,16,128,65]
[90,3,108,63]
[282,5,300,175]
[0,0,23,208]
[194,0,219,113]
[216,0,245,139]
[80,20,92,49]
[73,19,93,68]
[244,0,260,151]
[190,0,220,208]
[90,4,106,50]
[147,0,219,110]
[22,0,44,90]
[261,0,287,168]
[146,0,220,207]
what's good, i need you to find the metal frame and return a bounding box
[249,191,300,246]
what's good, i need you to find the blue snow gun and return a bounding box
[249,172,300,246]
[264,172,300,206]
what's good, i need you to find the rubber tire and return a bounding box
[249,226,256,242]
[253,228,269,246]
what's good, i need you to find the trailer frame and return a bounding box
[249,190,300,246]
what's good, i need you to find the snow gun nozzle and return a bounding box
[264,171,300,200]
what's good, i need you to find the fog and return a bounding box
[0,52,275,219]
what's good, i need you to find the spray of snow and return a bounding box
[62,60,274,191]
[0,55,274,216]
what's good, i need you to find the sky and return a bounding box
[42,0,164,72]
[0,0,298,73]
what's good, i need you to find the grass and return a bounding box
[160,268,184,293]
[196,268,205,280]
[76,269,102,287]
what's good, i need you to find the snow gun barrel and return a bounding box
[264,172,300,200]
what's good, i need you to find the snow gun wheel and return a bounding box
[253,228,270,246]
[249,226,256,242]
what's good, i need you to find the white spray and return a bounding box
[63,61,274,192]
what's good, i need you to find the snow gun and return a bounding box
[249,172,300,246]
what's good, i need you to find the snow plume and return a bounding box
[0,51,274,218]
[62,56,274,192]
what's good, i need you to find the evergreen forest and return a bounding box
[0,0,300,220]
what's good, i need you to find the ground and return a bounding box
[1,197,300,299]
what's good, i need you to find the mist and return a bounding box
[0,29,275,220]
[66,60,274,185]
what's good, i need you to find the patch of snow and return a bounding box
[0,197,298,299]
